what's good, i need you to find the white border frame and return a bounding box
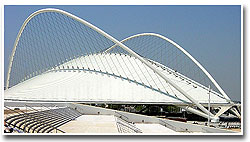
[0,1,244,138]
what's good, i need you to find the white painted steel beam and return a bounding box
[230,107,241,119]
[215,106,233,118]
[105,33,231,103]
[180,106,219,122]
[6,8,227,120]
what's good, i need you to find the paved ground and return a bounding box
[58,115,118,133]
[135,123,177,133]
[58,115,179,133]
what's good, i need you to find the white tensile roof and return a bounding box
[4,53,228,105]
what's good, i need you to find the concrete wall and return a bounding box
[4,101,68,107]
[68,103,236,133]
[4,101,236,133]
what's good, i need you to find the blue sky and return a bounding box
[4,5,241,101]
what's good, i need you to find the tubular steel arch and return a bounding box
[6,8,232,121]
[105,33,231,103]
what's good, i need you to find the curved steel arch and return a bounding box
[6,8,220,120]
[105,33,232,103]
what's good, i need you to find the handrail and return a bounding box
[159,119,190,132]
[201,127,215,133]
[4,112,24,133]
[4,106,40,133]
[116,117,142,133]
[115,111,129,120]
[39,104,75,119]
[118,119,141,131]
[25,104,69,120]
[159,119,177,131]
[4,106,65,133]
[116,121,142,133]
[26,105,79,133]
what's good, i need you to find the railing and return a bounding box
[4,106,40,133]
[24,104,69,133]
[159,119,177,131]
[4,106,65,133]
[115,117,142,133]
[4,111,24,133]
[201,127,215,133]
[39,104,75,120]
[115,111,129,122]
[159,119,190,132]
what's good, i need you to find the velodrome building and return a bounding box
[4,8,241,134]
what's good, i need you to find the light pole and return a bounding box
[208,85,211,127]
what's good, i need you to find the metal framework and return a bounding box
[5,8,239,121]
[105,33,231,102]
